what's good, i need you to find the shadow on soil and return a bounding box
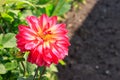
[58,0,120,80]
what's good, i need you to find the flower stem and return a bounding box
[0,26,5,34]
[33,66,39,80]
[38,67,46,80]
[21,61,26,76]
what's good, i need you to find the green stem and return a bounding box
[33,66,39,80]
[38,67,46,80]
[0,26,5,34]
[21,61,26,76]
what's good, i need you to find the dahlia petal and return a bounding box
[56,44,69,56]
[49,16,57,26]
[17,45,26,52]
[37,45,43,54]
[43,23,50,32]
[57,40,70,47]
[18,25,33,33]
[43,53,52,64]
[18,25,37,39]
[22,28,36,36]
[39,14,48,28]
[22,33,35,40]
[53,28,68,34]
[18,25,28,32]
[54,24,66,29]
[25,42,37,50]
[51,52,59,64]
[46,53,52,58]
[49,24,66,34]
[26,16,41,32]
[44,42,51,50]
[54,35,69,41]
[53,44,66,59]
[28,49,38,63]
[51,46,60,58]
[58,23,66,28]
[36,54,45,66]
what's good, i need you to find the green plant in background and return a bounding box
[0,0,72,33]
[0,0,85,80]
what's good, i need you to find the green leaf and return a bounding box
[18,76,34,80]
[26,62,36,75]
[15,0,35,9]
[57,2,71,16]
[17,77,25,80]
[2,33,16,48]
[8,10,20,15]
[41,76,49,80]
[0,34,3,42]
[59,60,66,65]
[79,0,86,4]
[0,6,3,12]
[0,34,3,48]
[5,61,17,71]
[20,10,33,20]
[45,69,58,80]
[37,0,50,5]
[5,0,35,8]
[45,64,58,80]
[0,75,3,80]
[49,73,58,80]
[52,0,71,16]
[1,13,14,23]
[0,64,7,74]
[19,0,35,8]
[24,52,36,75]
[47,64,58,72]
[4,0,18,4]
[26,75,34,80]
[45,4,54,16]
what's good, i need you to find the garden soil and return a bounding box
[57,0,120,80]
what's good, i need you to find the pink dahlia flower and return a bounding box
[16,14,70,67]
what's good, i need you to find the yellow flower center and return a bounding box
[38,30,53,41]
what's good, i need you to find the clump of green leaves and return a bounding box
[0,0,85,80]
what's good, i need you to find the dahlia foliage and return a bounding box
[16,14,70,67]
